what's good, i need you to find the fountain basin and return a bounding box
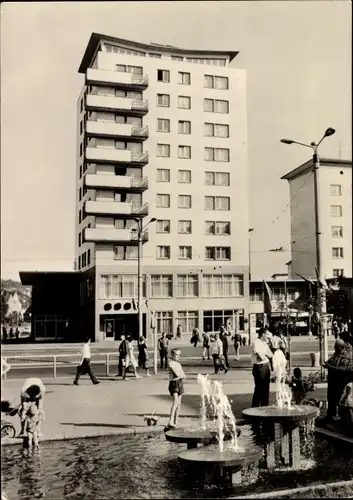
[242,406,318,470]
[165,428,218,449]
[178,444,263,486]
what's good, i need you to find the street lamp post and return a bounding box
[280,127,335,363]
[249,228,254,280]
[134,217,156,343]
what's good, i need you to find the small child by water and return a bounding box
[165,349,186,431]
[289,367,307,405]
[340,385,353,408]
[24,403,42,449]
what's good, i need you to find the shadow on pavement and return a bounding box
[60,422,144,429]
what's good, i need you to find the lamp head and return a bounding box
[150,217,157,223]
[280,139,294,145]
[324,127,335,137]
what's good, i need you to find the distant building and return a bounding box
[271,273,289,281]
[282,158,352,280]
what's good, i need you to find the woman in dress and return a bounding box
[123,336,140,380]
[138,336,151,377]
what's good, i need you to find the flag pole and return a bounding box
[284,278,291,374]
[262,281,266,328]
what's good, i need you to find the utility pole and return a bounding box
[137,218,143,341]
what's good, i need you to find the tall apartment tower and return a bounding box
[282,158,352,281]
[76,33,249,341]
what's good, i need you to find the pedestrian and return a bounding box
[19,377,46,437]
[15,327,20,341]
[9,327,13,339]
[138,336,151,377]
[211,332,227,374]
[165,348,186,431]
[289,367,307,405]
[333,320,340,340]
[2,325,7,343]
[158,333,169,369]
[191,327,199,348]
[202,330,211,360]
[176,324,182,339]
[321,338,353,426]
[220,331,230,370]
[23,403,42,450]
[232,330,242,361]
[251,328,273,408]
[123,336,140,380]
[117,334,128,377]
[73,337,100,386]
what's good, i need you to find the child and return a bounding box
[24,403,42,449]
[340,384,353,408]
[289,367,307,405]
[165,349,186,431]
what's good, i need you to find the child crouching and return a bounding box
[23,403,44,449]
[165,349,186,431]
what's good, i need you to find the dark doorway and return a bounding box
[102,314,146,341]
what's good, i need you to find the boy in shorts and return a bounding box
[165,349,186,431]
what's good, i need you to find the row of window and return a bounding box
[156,144,230,161]
[251,288,300,302]
[78,249,91,270]
[155,220,230,235]
[157,94,230,113]
[156,169,230,186]
[156,194,230,210]
[100,274,243,299]
[152,310,244,335]
[331,205,343,217]
[330,184,342,196]
[104,45,227,66]
[156,119,229,137]
[113,245,232,261]
[332,247,344,258]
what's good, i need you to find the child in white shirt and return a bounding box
[165,349,186,431]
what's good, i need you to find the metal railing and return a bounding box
[130,74,149,86]
[131,202,149,215]
[130,177,148,189]
[131,99,148,111]
[131,126,149,137]
[131,151,149,163]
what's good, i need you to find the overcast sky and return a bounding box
[1,1,351,281]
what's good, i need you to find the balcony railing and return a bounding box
[131,126,149,138]
[130,229,148,242]
[130,177,148,189]
[130,74,149,86]
[131,151,149,164]
[85,174,148,191]
[131,99,148,111]
[86,69,148,89]
[131,202,149,215]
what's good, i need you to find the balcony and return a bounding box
[86,95,148,115]
[86,147,149,165]
[86,69,148,90]
[85,200,149,218]
[86,121,148,141]
[85,174,148,192]
[84,227,148,244]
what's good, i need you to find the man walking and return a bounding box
[158,333,169,369]
[251,328,273,407]
[73,337,100,385]
[117,335,128,377]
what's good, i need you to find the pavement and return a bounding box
[1,368,328,446]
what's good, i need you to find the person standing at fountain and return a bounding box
[202,329,211,360]
[19,377,45,437]
[251,328,273,407]
[220,331,230,370]
[321,338,353,426]
[211,332,227,374]
[166,348,186,430]
[158,333,169,369]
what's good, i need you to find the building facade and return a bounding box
[282,158,352,281]
[75,33,249,341]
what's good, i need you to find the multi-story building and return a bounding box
[75,33,249,341]
[282,158,352,281]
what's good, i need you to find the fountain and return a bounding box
[242,350,318,470]
[170,375,263,486]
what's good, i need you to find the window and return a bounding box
[79,209,82,224]
[156,220,170,233]
[204,147,230,162]
[156,169,170,182]
[157,69,170,82]
[179,246,192,260]
[114,245,138,260]
[78,233,82,246]
[178,72,191,85]
[204,75,229,89]
[79,187,82,201]
[79,165,82,178]
[151,275,172,297]
[204,123,229,138]
[205,172,230,186]
[178,220,192,234]
[204,99,229,114]
[203,309,244,333]
[205,196,230,210]
[333,269,344,278]
[331,226,343,237]
[178,121,191,134]
[177,311,198,333]
[157,246,171,259]
[205,221,230,235]
[332,247,344,258]
[330,184,341,196]
[157,118,170,133]
[172,56,183,61]
[202,275,243,297]
[157,94,170,107]
[177,96,191,109]
[176,275,198,297]
[116,64,143,75]
[205,246,231,260]
[100,274,146,299]
[80,143,83,157]
[178,170,191,183]
[157,144,170,157]
[178,195,192,209]
[155,311,173,334]
[331,205,343,217]
[80,98,83,112]
[80,120,83,135]
[156,194,170,207]
[149,53,161,58]
[250,288,263,302]
[178,145,191,159]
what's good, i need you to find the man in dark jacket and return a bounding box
[117,335,128,377]
[220,331,230,370]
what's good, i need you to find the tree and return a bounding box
[1,293,8,322]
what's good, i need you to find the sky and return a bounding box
[1,1,351,281]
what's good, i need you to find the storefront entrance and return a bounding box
[102,314,146,341]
